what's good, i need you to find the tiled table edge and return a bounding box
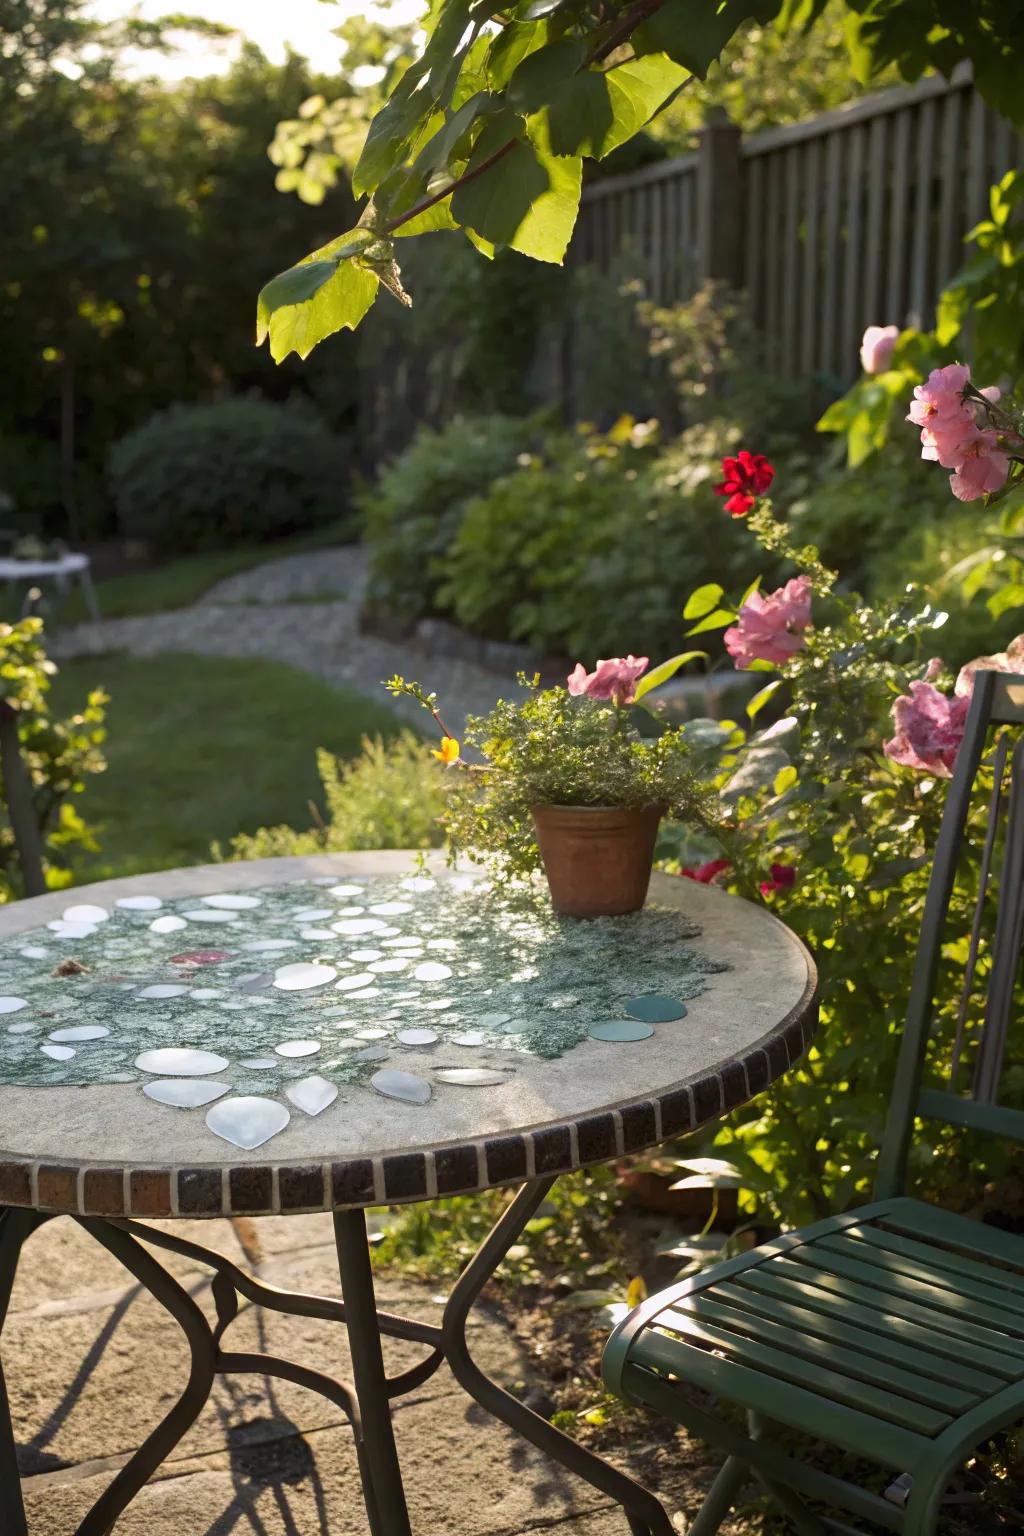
[0,958,818,1220]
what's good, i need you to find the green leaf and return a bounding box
[686,608,735,635]
[633,0,747,75]
[451,113,582,264]
[410,90,497,182]
[683,582,724,619]
[633,649,707,701]
[773,765,798,795]
[546,71,615,156]
[486,20,550,88]
[394,199,461,236]
[259,261,379,362]
[507,38,586,114]
[596,53,689,157]
[746,678,782,718]
[256,259,339,327]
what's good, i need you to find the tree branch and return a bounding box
[380,138,517,237]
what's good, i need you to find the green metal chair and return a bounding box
[603,667,1024,1535]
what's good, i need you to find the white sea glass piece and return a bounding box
[0,997,27,1015]
[274,1039,321,1058]
[425,999,454,1011]
[273,962,337,991]
[49,1024,109,1042]
[333,905,365,917]
[192,987,224,1000]
[19,946,48,959]
[239,1057,277,1069]
[182,909,238,924]
[354,1045,388,1062]
[243,938,295,952]
[41,1043,75,1060]
[369,901,413,916]
[206,1096,290,1150]
[328,883,364,897]
[332,918,387,936]
[346,987,380,999]
[139,984,188,999]
[355,1027,388,1040]
[435,1068,510,1087]
[285,1075,338,1116]
[349,948,383,962]
[151,915,187,934]
[136,1047,230,1075]
[117,895,162,910]
[300,927,335,940]
[336,972,375,992]
[415,961,452,982]
[62,903,108,923]
[427,938,457,952]
[401,876,435,891]
[369,958,409,974]
[450,1031,486,1047]
[144,1079,229,1108]
[370,1069,431,1104]
[201,893,262,909]
[49,922,96,939]
[293,908,333,921]
[7,1022,34,1034]
[397,1027,438,1046]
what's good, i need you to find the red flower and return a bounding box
[759,863,796,899]
[714,451,775,517]
[681,858,731,884]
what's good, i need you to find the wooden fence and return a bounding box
[572,64,1024,385]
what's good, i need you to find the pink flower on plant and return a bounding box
[724,576,812,670]
[948,426,1010,502]
[680,858,731,884]
[953,635,1024,698]
[907,364,972,431]
[883,682,970,778]
[860,325,899,375]
[760,863,796,899]
[567,655,649,708]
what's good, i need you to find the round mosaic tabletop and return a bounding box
[0,852,816,1220]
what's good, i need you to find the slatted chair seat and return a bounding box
[603,670,1024,1536]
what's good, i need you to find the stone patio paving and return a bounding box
[6,1213,704,1536]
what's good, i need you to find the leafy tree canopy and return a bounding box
[257,0,1024,362]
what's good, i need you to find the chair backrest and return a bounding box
[875,668,1024,1200]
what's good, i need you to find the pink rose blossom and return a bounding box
[724,577,812,671]
[884,681,970,778]
[886,637,1024,777]
[860,325,899,375]
[567,655,649,708]
[948,427,1010,502]
[920,418,976,469]
[907,364,971,430]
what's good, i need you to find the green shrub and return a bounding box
[359,413,544,630]
[437,419,776,661]
[108,397,350,554]
[223,732,445,860]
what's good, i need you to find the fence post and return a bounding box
[696,109,743,288]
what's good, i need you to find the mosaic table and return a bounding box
[0,851,817,1536]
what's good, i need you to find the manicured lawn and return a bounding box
[57,525,349,624]
[49,651,404,881]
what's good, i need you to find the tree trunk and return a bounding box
[60,350,80,545]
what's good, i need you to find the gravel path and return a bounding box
[53,545,521,737]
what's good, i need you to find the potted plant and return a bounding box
[385,654,711,917]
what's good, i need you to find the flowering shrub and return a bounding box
[667,469,1024,1225]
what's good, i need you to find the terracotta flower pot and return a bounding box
[531,803,663,918]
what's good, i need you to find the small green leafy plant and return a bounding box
[385,669,712,880]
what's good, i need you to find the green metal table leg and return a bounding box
[442,1178,676,1536]
[1,1208,48,1536]
[335,1209,413,1536]
[688,1456,751,1536]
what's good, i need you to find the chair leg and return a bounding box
[687,1455,751,1535]
[748,1414,828,1536]
[900,1476,943,1536]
